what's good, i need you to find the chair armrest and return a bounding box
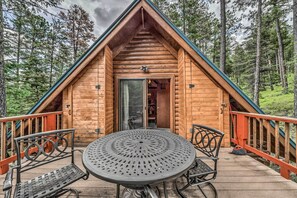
[3,168,14,191]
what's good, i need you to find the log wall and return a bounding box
[104,46,113,135]
[178,52,230,146]
[61,28,230,146]
[113,28,179,133]
[62,47,113,145]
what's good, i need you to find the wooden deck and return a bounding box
[1,148,297,198]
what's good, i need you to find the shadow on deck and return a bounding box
[1,148,297,198]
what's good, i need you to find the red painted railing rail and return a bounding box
[0,111,62,174]
[230,111,297,179]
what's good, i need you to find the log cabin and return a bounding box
[1,0,296,179]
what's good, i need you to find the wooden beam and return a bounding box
[248,117,251,146]
[112,25,144,58]
[259,119,263,151]
[0,112,62,123]
[1,122,6,160]
[275,121,280,159]
[284,123,290,163]
[253,118,257,148]
[141,7,145,29]
[231,111,297,124]
[266,120,271,153]
[149,28,178,59]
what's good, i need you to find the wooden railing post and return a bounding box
[0,122,8,174]
[0,111,62,175]
[230,111,297,180]
[236,114,248,147]
[45,114,57,131]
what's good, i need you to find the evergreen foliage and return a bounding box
[1,1,95,116]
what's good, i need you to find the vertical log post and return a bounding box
[280,122,291,179]
[267,120,271,153]
[0,122,8,174]
[275,121,280,159]
[45,114,57,131]
[44,114,57,153]
[259,119,263,151]
[236,114,248,147]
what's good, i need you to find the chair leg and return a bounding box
[116,184,120,198]
[53,188,80,197]
[163,182,168,198]
[197,182,217,198]
[197,185,207,198]
[174,179,188,198]
[208,183,218,198]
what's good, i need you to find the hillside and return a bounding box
[260,74,294,117]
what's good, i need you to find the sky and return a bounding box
[58,0,134,36]
[53,0,223,37]
[52,0,291,43]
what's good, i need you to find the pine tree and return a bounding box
[220,0,226,73]
[0,0,5,117]
[294,0,297,117]
[254,0,262,105]
[0,0,62,116]
[59,4,95,62]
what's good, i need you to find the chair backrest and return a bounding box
[190,124,224,158]
[14,129,75,183]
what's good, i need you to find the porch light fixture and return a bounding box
[140,65,149,73]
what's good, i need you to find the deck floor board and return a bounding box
[1,148,297,198]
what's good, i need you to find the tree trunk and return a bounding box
[293,0,297,117]
[276,18,288,93]
[182,0,186,34]
[253,0,262,106]
[49,36,54,87]
[16,16,21,86]
[219,0,226,72]
[0,0,6,117]
[213,37,216,64]
[278,48,285,87]
[268,59,274,91]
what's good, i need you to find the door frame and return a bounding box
[114,74,175,132]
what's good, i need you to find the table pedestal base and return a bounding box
[122,186,159,198]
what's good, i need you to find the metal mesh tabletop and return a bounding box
[82,129,196,187]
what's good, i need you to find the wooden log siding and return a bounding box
[177,48,186,137]
[104,46,113,135]
[73,52,103,144]
[182,53,230,146]
[113,28,180,133]
[62,47,114,144]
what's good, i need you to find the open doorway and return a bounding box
[118,78,171,130]
[147,79,170,129]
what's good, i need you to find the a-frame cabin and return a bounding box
[1,0,297,179]
[21,0,295,155]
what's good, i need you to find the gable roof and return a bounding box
[26,0,295,148]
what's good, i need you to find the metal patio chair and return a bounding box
[175,124,224,198]
[3,129,89,198]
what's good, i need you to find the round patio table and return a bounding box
[82,129,195,197]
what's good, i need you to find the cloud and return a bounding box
[92,0,132,34]
[56,0,132,36]
[94,7,122,33]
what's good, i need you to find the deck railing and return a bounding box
[231,111,297,179]
[0,111,62,174]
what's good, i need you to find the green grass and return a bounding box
[259,74,294,116]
